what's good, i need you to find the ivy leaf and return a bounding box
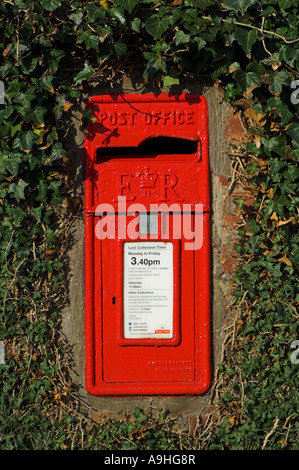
[8,179,28,201]
[262,52,281,70]
[248,62,266,77]
[34,106,48,125]
[78,29,99,50]
[194,36,207,52]
[175,30,190,46]
[273,263,282,278]
[41,75,54,91]
[5,156,21,177]
[14,131,35,151]
[235,28,257,58]
[233,70,260,93]
[116,0,140,13]
[84,4,106,20]
[143,51,167,78]
[10,124,22,138]
[0,184,6,199]
[267,97,293,126]
[81,109,92,130]
[21,55,39,75]
[169,9,183,26]
[41,0,62,11]
[145,16,169,39]
[47,49,65,73]
[268,70,289,96]
[278,0,294,9]
[23,106,47,125]
[114,42,127,57]
[108,6,126,25]
[248,219,260,235]
[33,206,43,224]
[13,88,35,109]
[74,62,93,85]
[131,17,141,32]
[286,123,299,145]
[49,142,68,161]
[7,207,28,226]
[163,75,180,86]
[222,0,256,14]
[69,12,84,26]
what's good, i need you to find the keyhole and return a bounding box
[112,297,116,305]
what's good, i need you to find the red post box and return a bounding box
[83,93,210,395]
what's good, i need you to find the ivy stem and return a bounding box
[203,16,299,44]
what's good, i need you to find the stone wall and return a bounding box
[62,78,251,421]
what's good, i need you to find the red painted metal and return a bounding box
[83,93,211,395]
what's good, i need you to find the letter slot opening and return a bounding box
[97,137,198,162]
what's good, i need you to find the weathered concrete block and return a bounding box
[62,77,250,420]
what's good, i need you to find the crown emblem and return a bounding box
[138,167,158,196]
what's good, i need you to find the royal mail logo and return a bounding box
[119,167,183,202]
[138,167,158,194]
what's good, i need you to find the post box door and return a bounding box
[100,224,194,385]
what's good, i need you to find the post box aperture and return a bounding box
[83,93,210,395]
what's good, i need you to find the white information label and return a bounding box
[123,242,173,339]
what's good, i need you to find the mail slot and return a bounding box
[83,93,211,395]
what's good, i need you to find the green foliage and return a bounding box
[0,0,298,450]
